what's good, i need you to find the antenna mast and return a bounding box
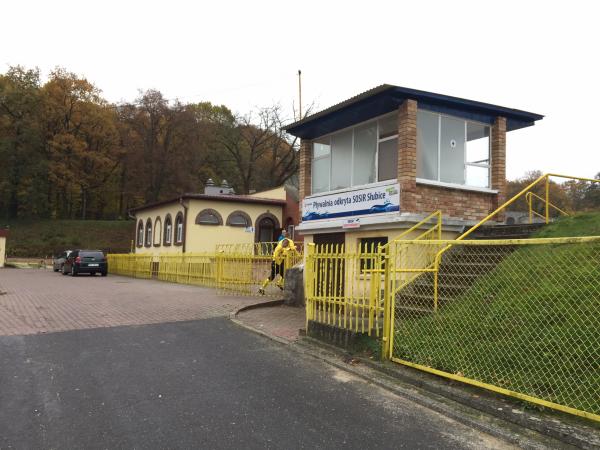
[298,70,302,120]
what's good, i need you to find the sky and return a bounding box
[2,0,599,181]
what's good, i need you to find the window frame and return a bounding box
[163,214,173,246]
[175,212,184,246]
[417,109,492,189]
[226,210,252,227]
[195,208,223,226]
[137,220,144,247]
[311,112,399,195]
[358,236,388,273]
[145,218,152,248]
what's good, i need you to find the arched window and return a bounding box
[153,217,162,246]
[226,210,252,227]
[254,212,280,243]
[137,220,144,247]
[195,208,223,226]
[175,212,184,245]
[145,219,152,247]
[164,214,173,245]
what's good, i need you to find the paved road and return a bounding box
[0,269,264,335]
[0,269,512,449]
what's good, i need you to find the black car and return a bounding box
[63,250,108,276]
[52,250,72,272]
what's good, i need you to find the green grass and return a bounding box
[394,213,600,415]
[2,219,134,257]
[533,211,600,238]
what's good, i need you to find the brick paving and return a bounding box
[235,304,305,342]
[0,269,269,336]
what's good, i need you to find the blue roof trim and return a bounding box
[284,85,543,139]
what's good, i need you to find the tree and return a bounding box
[213,105,299,194]
[43,68,122,219]
[0,66,46,218]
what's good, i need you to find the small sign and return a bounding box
[342,218,361,229]
[244,226,255,233]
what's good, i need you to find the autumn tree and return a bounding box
[0,66,47,218]
[43,68,122,219]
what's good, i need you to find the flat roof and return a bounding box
[130,193,286,214]
[284,84,544,139]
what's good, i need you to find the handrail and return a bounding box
[389,210,442,244]
[458,173,599,241]
[430,173,600,313]
[526,191,569,223]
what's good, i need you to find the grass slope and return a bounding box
[394,213,600,414]
[3,219,134,257]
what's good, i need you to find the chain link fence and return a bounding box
[390,237,600,421]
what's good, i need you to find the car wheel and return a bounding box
[71,265,77,277]
[90,272,95,276]
[53,266,59,273]
[101,271,107,277]
[62,265,68,276]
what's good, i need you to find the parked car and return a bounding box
[52,250,72,272]
[63,250,108,276]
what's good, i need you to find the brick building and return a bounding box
[283,85,543,248]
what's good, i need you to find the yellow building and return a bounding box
[131,181,289,254]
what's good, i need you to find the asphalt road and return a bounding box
[0,317,511,449]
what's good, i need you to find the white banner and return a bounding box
[302,182,400,221]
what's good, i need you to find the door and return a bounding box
[313,233,346,298]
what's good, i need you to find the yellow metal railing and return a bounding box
[305,241,385,336]
[525,191,569,223]
[107,241,303,296]
[388,236,600,422]
[305,212,443,340]
[458,173,599,240]
[424,173,600,316]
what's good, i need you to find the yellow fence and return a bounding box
[304,174,600,421]
[305,211,443,337]
[305,242,385,336]
[107,242,303,296]
[388,237,600,422]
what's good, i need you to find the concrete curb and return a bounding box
[228,310,598,449]
[299,338,599,449]
[228,299,284,320]
[291,339,572,450]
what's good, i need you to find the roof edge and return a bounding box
[129,193,286,214]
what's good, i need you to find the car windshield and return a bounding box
[80,251,104,259]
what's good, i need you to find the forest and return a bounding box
[1,66,598,222]
[0,66,299,220]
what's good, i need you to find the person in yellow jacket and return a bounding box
[258,238,297,295]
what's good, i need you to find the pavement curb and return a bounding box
[229,311,598,449]
[297,338,599,450]
[228,299,284,320]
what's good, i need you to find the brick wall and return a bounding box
[397,99,418,212]
[298,139,312,214]
[414,184,496,222]
[491,116,507,213]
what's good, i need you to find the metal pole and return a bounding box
[298,70,302,120]
[545,176,550,223]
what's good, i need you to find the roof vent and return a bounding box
[204,178,235,196]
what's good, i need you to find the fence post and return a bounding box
[381,245,391,360]
[545,175,550,223]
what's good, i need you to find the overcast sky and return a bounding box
[2,0,599,180]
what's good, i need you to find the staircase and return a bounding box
[395,223,545,315]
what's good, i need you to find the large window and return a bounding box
[311,114,398,194]
[145,219,152,247]
[417,110,491,188]
[164,215,172,245]
[175,213,184,244]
